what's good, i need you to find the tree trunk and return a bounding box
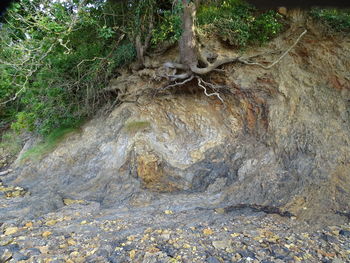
[178,1,198,70]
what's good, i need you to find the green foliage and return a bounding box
[198,0,251,25]
[310,8,350,32]
[197,0,284,48]
[127,0,157,42]
[113,43,137,68]
[11,112,36,132]
[0,0,136,136]
[251,11,284,44]
[151,7,182,46]
[215,16,252,47]
[20,126,81,162]
[0,0,285,141]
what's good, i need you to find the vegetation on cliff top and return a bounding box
[0,0,349,145]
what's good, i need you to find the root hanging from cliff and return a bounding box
[160,29,307,102]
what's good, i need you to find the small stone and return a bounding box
[231,233,240,238]
[4,227,19,236]
[129,249,136,260]
[226,247,234,253]
[339,230,350,237]
[80,220,88,225]
[45,220,58,226]
[212,240,230,250]
[59,244,68,249]
[161,233,170,240]
[183,243,191,249]
[75,256,86,263]
[206,256,221,263]
[26,248,41,256]
[238,250,256,259]
[294,256,302,262]
[0,250,12,262]
[203,228,214,235]
[127,235,136,241]
[214,208,225,214]
[6,244,20,253]
[24,222,33,228]
[70,251,79,257]
[233,253,242,261]
[67,238,76,246]
[0,238,14,246]
[42,231,52,238]
[38,246,49,254]
[12,252,29,261]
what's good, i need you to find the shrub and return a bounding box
[310,8,350,32]
[197,0,284,48]
[0,0,136,136]
[151,3,182,46]
[251,11,284,44]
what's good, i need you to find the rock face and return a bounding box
[1,24,350,227]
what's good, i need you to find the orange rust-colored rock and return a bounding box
[136,154,179,192]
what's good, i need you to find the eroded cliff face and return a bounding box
[1,22,350,228]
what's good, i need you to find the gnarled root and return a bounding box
[160,29,307,103]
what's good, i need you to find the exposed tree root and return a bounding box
[196,76,224,103]
[161,29,307,102]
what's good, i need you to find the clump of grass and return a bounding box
[20,126,80,162]
[124,120,151,134]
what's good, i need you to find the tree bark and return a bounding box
[178,1,198,70]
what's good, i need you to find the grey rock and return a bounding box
[206,256,221,263]
[12,252,29,261]
[238,250,256,259]
[339,230,350,237]
[321,233,338,243]
[26,248,41,256]
[212,239,231,250]
[1,30,350,230]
